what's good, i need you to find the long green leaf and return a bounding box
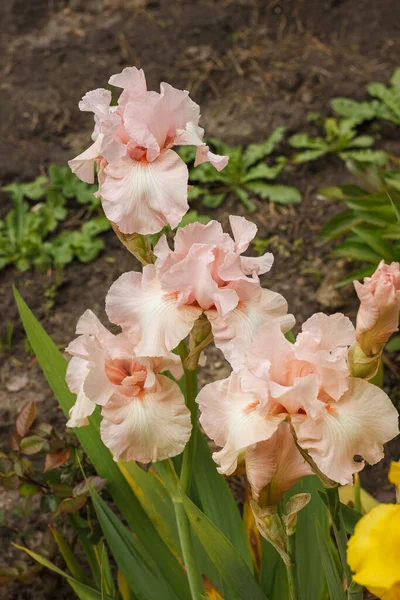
[315,520,347,600]
[193,433,253,569]
[181,492,268,600]
[285,476,329,600]
[14,545,111,600]
[90,488,180,600]
[260,539,289,600]
[14,288,190,599]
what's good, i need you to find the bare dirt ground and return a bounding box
[1,0,400,598]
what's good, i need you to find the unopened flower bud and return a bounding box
[354,261,400,357]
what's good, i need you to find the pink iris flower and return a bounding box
[68,67,228,235]
[65,309,191,463]
[105,216,295,357]
[197,313,399,494]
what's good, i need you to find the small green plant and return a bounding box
[318,160,400,285]
[180,127,302,212]
[0,166,109,272]
[0,400,107,589]
[289,118,387,165]
[332,67,400,126]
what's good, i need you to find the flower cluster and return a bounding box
[69,67,228,235]
[66,67,399,510]
[197,313,398,505]
[66,309,191,463]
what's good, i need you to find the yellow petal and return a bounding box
[388,462,400,490]
[347,504,400,595]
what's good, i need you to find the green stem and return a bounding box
[180,367,199,494]
[174,501,204,600]
[286,534,298,600]
[162,459,204,600]
[354,475,361,514]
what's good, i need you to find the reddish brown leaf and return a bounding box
[44,449,70,473]
[16,401,36,437]
[9,433,20,451]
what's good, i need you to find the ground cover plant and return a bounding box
[318,160,400,285]
[1,64,399,600]
[0,165,109,272]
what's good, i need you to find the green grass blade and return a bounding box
[260,539,289,600]
[90,488,181,600]
[13,287,190,599]
[193,433,253,569]
[285,476,329,600]
[181,492,268,600]
[315,519,347,600]
[14,545,111,600]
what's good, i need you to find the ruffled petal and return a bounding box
[194,145,229,171]
[296,312,355,353]
[293,378,399,485]
[109,66,147,106]
[106,266,202,356]
[175,122,228,171]
[197,373,285,475]
[295,313,355,401]
[68,135,103,184]
[79,88,112,119]
[208,288,295,367]
[229,215,258,253]
[246,423,313,505]
[100,375,191,463]
[99,149,189,234]
[269,375,324,419]
[66,356,95,427]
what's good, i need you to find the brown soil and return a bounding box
[1,1,400,598]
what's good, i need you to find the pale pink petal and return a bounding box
[270,375,325,419]
[106,266,202,356]
[246,423,313,504]
[240,254,274,276]
[295,313,355,401]
[68,135,103,184]
[100,375,191,463]
[296,312,355,353]
[79,88,112,119]
[99,149,189,235]
[160,244,217,308]
[293,378,399,485]
[67,387,95,428]
[75,309,115,343]
[66,356,95,428]
[172,220,234,259]
[83,354,115,406]
[109,66,147,106]
[194,145,229,171]
[66,356,89,395]
[208,287,295,367]
[197,372,285,475]
[229,215,258,253]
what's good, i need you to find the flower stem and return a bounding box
[174,501,204,600]
[180,367,199,494]
[161,459,204,600]
[286,534,298,600]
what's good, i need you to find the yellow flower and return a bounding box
[389,461,400,489]
[347,503,400,599]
